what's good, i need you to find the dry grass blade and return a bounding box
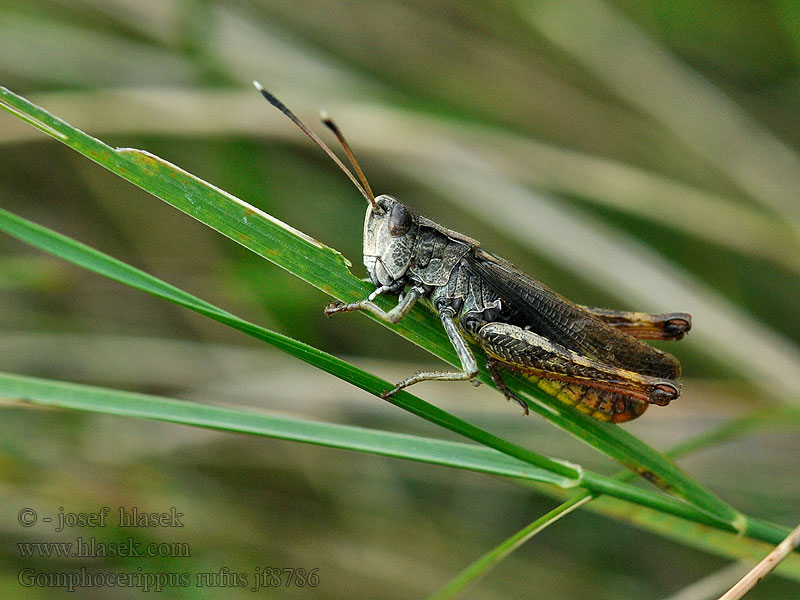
[718,522,800,600]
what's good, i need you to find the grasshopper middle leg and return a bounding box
[380,307,479,398]
[325,291,479,398]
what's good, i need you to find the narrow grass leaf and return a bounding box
[0,205,579,482]
[0,207,748,533]
[0,372,573,486]
[429,494,593,600]
[431,411,798,598]
[0,86,741,525]
[0,369,732,532]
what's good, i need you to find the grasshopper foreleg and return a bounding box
[478,323,680,406]
[381,307,479,399]
[325,286,422,324]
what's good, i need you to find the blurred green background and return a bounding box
[1,0,799,598]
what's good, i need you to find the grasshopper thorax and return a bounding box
[363,195,417,291]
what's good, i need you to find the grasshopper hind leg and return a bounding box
[487,360,530,415]
[477,322,680,410]
[487,359,649,422]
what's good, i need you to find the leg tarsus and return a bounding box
[381,364,479,399]
[324,287,422,324]
[487,361,529,416]
[324,300,347,317]
[380,386,399,400]
[379,310,481,398]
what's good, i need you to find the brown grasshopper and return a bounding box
[255,83,691,422]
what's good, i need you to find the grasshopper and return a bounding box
[255,83,691,422]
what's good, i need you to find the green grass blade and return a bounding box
[432,411,798,598]
[542,490,800,580]
[0,372,573,486]
[0,370,736,533]
[433,485,799,599]
[0,86,741,526]
[0,207,747,534]
[0,205,577,483]
[4,369,796,588]
[429,494,593,600]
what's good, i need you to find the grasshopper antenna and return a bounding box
[320,113,375,203]
[253,81,379,211]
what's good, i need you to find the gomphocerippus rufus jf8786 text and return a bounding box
[254,82,691,423]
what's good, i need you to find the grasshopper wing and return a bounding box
[465,249,680,379]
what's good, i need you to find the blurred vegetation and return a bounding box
[1,1,799,598]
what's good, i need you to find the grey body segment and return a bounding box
[331,194,687,413]
[258,88,690,419]
[408,223,474,287]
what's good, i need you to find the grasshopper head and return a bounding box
[363,195,417,290]
[252,87,414,290]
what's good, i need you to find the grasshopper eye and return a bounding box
[388,203,412,236]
